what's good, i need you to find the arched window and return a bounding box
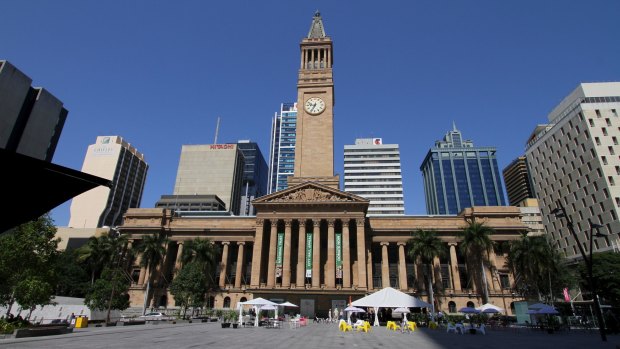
[223,297,231,308]
[207,296,215,308]
[466,301,475,308]
[448,301,456,313]
[240,297,247,303]
[159,295,167,307]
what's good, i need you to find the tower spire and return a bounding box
[452,120,457,131]
[307,10,326,38]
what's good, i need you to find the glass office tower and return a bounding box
[237,140,268,215]
[268,103,297,193]
[420,125,505,215]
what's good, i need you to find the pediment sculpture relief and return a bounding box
[270,188,353,202]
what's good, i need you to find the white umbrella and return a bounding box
[476,303,504,314]
[392,307,411,321]
[344,306,365,325]
[238,298,278,327]
[279,301,298,307]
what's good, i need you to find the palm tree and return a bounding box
[507,234,561,301]
[458,220,494,304]
[135,233,168,313]
[407,229,446,316]
[78,233,126,284]
[181,238,220,286]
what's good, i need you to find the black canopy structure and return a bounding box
[0,148,112,233]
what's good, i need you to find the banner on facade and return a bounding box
[276,232,284,278]
[563,287,570,302]
[305,232,313,278]
[335,232,343,279]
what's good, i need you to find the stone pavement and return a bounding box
[1,321,619,349]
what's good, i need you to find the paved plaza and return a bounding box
[1,322,619,349]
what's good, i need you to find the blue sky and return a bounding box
[3,1,619,226]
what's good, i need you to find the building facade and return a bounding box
[421,125,506,215]
[344,138,405,216]
[237,140,268,216]
[503,156,535,206]
[68,136,148,228]
[525,82,620,260]
[268,103,297,193]
[173,144,245,215]
[119,12,525,317]
[0,60,67,162]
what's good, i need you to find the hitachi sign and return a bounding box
[209,144,235,150]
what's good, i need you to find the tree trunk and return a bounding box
[480,261,489,304]
[428,264,435,317]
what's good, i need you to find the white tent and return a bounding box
[238,297,278,327]
[351,287,431,326]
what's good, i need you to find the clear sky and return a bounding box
[3,1,620,226]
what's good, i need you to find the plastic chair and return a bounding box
[339,319,352,332]
[446,323,457,333]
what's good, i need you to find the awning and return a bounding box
[0,148,112,233]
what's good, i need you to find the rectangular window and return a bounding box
[609,146,615,155]
[596,109,601,117]
[613,109,618,117]
[595,137,601,145]
[606,118,612,126]
[589,119,595,127]
[602,156,608,165]
[603,128,608,136]
[614,137,619,145]
[609,176,616,186]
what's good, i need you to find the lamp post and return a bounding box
[551,202,607,342]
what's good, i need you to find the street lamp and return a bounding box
[551,202,607,342]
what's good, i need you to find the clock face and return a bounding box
[304,97,326,115]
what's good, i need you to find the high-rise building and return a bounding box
[268,103,297,193]
[173,143,244,215]
[69,136,148,228]
[0,60,67,162]
[237,140,268,215]
[503,156,535,206]
[517,198,545,236]
[525,82,620,260]
[421,124,505,215]
[344,138,405,216]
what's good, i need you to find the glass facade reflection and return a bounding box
[268,103,297,193]
[420,125,505,215]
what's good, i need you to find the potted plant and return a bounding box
[220,310,232,328]
[231,311,239,329]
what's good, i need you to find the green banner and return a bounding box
[335,233,343,279]
[276,232,284,277]
[305,232,313,278]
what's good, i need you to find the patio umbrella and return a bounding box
[279,301,298,307]
[344,306,365,325]
[528,303,548,310]
[392,307,411,321]
[477,303,504,314]
[459,307,481,314]
[536,306,559,315]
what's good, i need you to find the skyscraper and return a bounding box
[525,82,620,259]
[237,140,268,215]
[421,124,505,215]
[268,103,297,193]
[0,60,67,162]
[69,136,148,228]
[502,156,535,206]
[174,143,245,215]
[344,138,405,215]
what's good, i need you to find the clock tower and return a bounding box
[289,11,339,189]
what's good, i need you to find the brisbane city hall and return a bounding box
[119,12,527,318]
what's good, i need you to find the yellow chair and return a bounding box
[406,321,416,332]
[357,321,371,333]
[339,320,352,332]
[386,321,400,331]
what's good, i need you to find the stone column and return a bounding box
[328,48,331,68]
[266,220,278,287]
[282,220,292,287]
[219,242,230,287]
[433,256,442,291]
[398,242,408,291]
[342,219,351,288]
[300,49,305,69]
[250,219,264,287]
[137,250,146,285]
[355,219,367,289]
[173,241,184,278]
[326,219,336,288]
[296,220,307,288]
[312,219,321,288]
[366,249,373,289]
[235,242,245,289]
[448,243,461,291]
[381,242,390,288]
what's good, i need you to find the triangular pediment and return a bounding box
[253,181,368,205]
